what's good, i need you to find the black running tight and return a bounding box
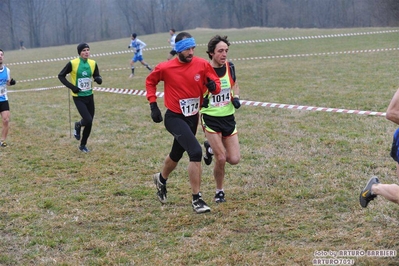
[164,109,202,162]
[73,94,95,146]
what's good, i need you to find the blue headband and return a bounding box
[175,38,196,53]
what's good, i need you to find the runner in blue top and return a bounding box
[0,49,16,147]
[359,91,399,208]
[360,128,399,207]
[128,33,152,78]
[167,28,177,60]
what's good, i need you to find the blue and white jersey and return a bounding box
[170,34,176,50]
[129,38,147,56]
[0,66,10,102]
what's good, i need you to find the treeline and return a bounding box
[0,0,398,51]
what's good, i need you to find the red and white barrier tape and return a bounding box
[95,87,387,117]
[8,85,64,92]
[241,100,386,116]
[93,87,164,98]
[231,47,399,61]
[8,86,387,117]
[15,47,399,84]
[7,29,399,66]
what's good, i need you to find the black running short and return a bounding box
[201,114,237,137]
[0,101,10,112]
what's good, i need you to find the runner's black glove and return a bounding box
[202,95,209,108]
[205,78,216,93]
[71,86,81,93]
[9,78,16,86]
[232,96,241,109]
[150,102,163,123]
[136,49,140,53]
[128,46,130,49]
[94,76,102,85]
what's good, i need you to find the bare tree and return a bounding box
[1,0,399,51]
[159,0,171,30]
[137,0,157,33]
[17,0,54,48]
[115,0,159,34]
[370,0,399,26]
[158,0,185,31]
[115,0,137,34]
[59,0,76,44]
[0,0,17,49]
[98,0,111,40]
[256,0,270,27]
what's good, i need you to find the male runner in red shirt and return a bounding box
[146,31,221,213]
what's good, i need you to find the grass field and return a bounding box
[1,27,399,265]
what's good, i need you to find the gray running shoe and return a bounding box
[153,173,167,204]
[79,145,90,153]
[359,176,380,208]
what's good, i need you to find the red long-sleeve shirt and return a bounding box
[146,56,221,114]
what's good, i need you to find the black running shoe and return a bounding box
[359,176,380,208]
[153,173,167,204]
[203,141,213,165]
[192,194,211,213]
[74,122,81,140]
[214,191,226,203]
